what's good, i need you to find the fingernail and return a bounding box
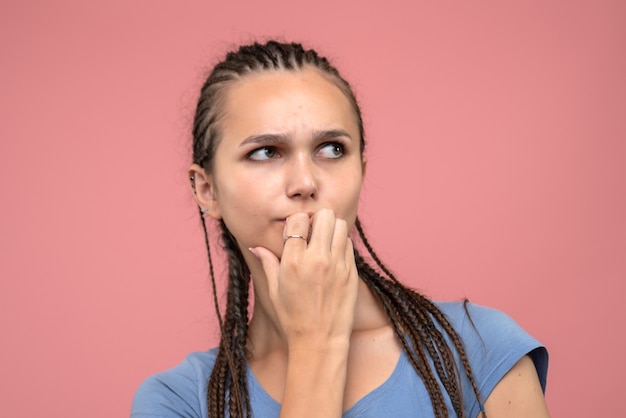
[248,247,260,258]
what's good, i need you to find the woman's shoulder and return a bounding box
[435,300,548,394]
[130,348,218,417]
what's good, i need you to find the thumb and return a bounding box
[249,246,280,293]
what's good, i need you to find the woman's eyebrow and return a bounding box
[240,129,352,147]
[313,129,353,141]
[240,133,289,147]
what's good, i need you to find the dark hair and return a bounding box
[191,40,485,418]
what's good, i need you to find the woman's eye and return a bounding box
[248,147,278,161]
[318,143,344,159]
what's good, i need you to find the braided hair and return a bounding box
[192,40,485,417]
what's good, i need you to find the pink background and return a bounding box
[1,1,624,416]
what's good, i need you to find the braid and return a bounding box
[205,220,251,418]
[354,216,487,417]
[199,208,223,331]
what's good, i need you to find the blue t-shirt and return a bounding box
[131,302,548,417]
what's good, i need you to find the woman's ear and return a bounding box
[361,155,368,177]
[189,164,222,220]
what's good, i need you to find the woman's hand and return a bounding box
[252,208,359,351]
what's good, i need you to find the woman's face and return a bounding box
[204,67,365,258]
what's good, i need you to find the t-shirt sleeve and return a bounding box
[446,302,548,417]
[130,354,209,418]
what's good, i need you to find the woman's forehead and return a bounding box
[219,68,359,141]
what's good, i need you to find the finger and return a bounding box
[344,236,356,268]
[329,218,349,257]
[282,212,311,256]
[250,246,280,294]
[344,238,358,287]
[308,209,336,251]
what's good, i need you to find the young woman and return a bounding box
[131,41,550,418]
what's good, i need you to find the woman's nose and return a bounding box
[286,155,317,199]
